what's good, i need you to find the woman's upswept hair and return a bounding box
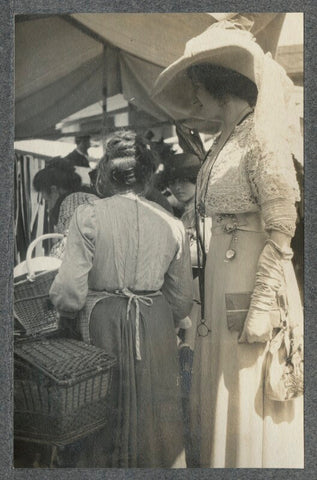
[33,157,82,193]
[96,130,155,197]
[187,63,258,107]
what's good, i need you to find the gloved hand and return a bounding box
[239,239,293,344]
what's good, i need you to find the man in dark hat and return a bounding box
[64,134,91,167]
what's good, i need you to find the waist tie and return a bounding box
[78,288,162,360]
[119,288,159,360]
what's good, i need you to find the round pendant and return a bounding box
[225,249,236,260]
[197,322,210,337]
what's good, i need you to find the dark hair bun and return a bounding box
[111,166,136,185]
[98,130,155,192]
[106,131,136,160]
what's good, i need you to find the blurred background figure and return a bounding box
[49,191,98,260]
[165,153,201,265]
[64,134,91,167]
[165,152,211,466]
[87,168,100,196]
[33,157,82,232]
[33,158,98,259]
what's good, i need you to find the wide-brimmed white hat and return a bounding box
[152,21,301,196]
[152,23,265,120]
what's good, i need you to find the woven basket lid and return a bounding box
[14,338,117,385]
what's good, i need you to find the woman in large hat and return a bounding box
[50,131,193,467]
[153,22,303,468]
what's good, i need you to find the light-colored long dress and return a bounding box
[190,114,304,468]
[50,193,193,468]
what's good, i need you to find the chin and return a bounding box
[181,118,221,134]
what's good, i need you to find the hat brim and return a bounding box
[152,28,262,120]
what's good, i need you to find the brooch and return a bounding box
[217,215,239,262]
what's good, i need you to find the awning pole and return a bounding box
[102,45,108,154]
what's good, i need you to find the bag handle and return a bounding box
[26,233,64,280]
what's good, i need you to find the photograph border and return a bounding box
[1,1,316,479]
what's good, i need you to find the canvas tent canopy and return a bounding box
[15,13,286,140]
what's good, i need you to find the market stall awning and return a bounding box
[15,13,286,140]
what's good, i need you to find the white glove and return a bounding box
[239,240,293,344]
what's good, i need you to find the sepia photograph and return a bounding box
[12,11,304,470]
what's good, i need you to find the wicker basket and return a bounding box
[14,234,63,336]
[14,337,117,446]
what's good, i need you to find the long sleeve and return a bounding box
[240,139,301,344]
[49,204,96,313]
[247,139,300,237]
[162,226,194,321]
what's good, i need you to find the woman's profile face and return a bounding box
[41,187,60,211]
[169,178,196,205]
[192,82,223,122]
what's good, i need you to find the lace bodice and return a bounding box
[196,114,300,236]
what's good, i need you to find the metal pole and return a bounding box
[101,45,108,154]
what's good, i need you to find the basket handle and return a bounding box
[26,234,64,280]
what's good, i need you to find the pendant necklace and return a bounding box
[198,107,254,260]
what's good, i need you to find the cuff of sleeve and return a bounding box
[262,199,297,237]
[177,316,192,330]
[266,238,293,260]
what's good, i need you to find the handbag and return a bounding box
[264,292,303,402]
[225,292,252,333]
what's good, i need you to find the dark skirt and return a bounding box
[87,294,185,468]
